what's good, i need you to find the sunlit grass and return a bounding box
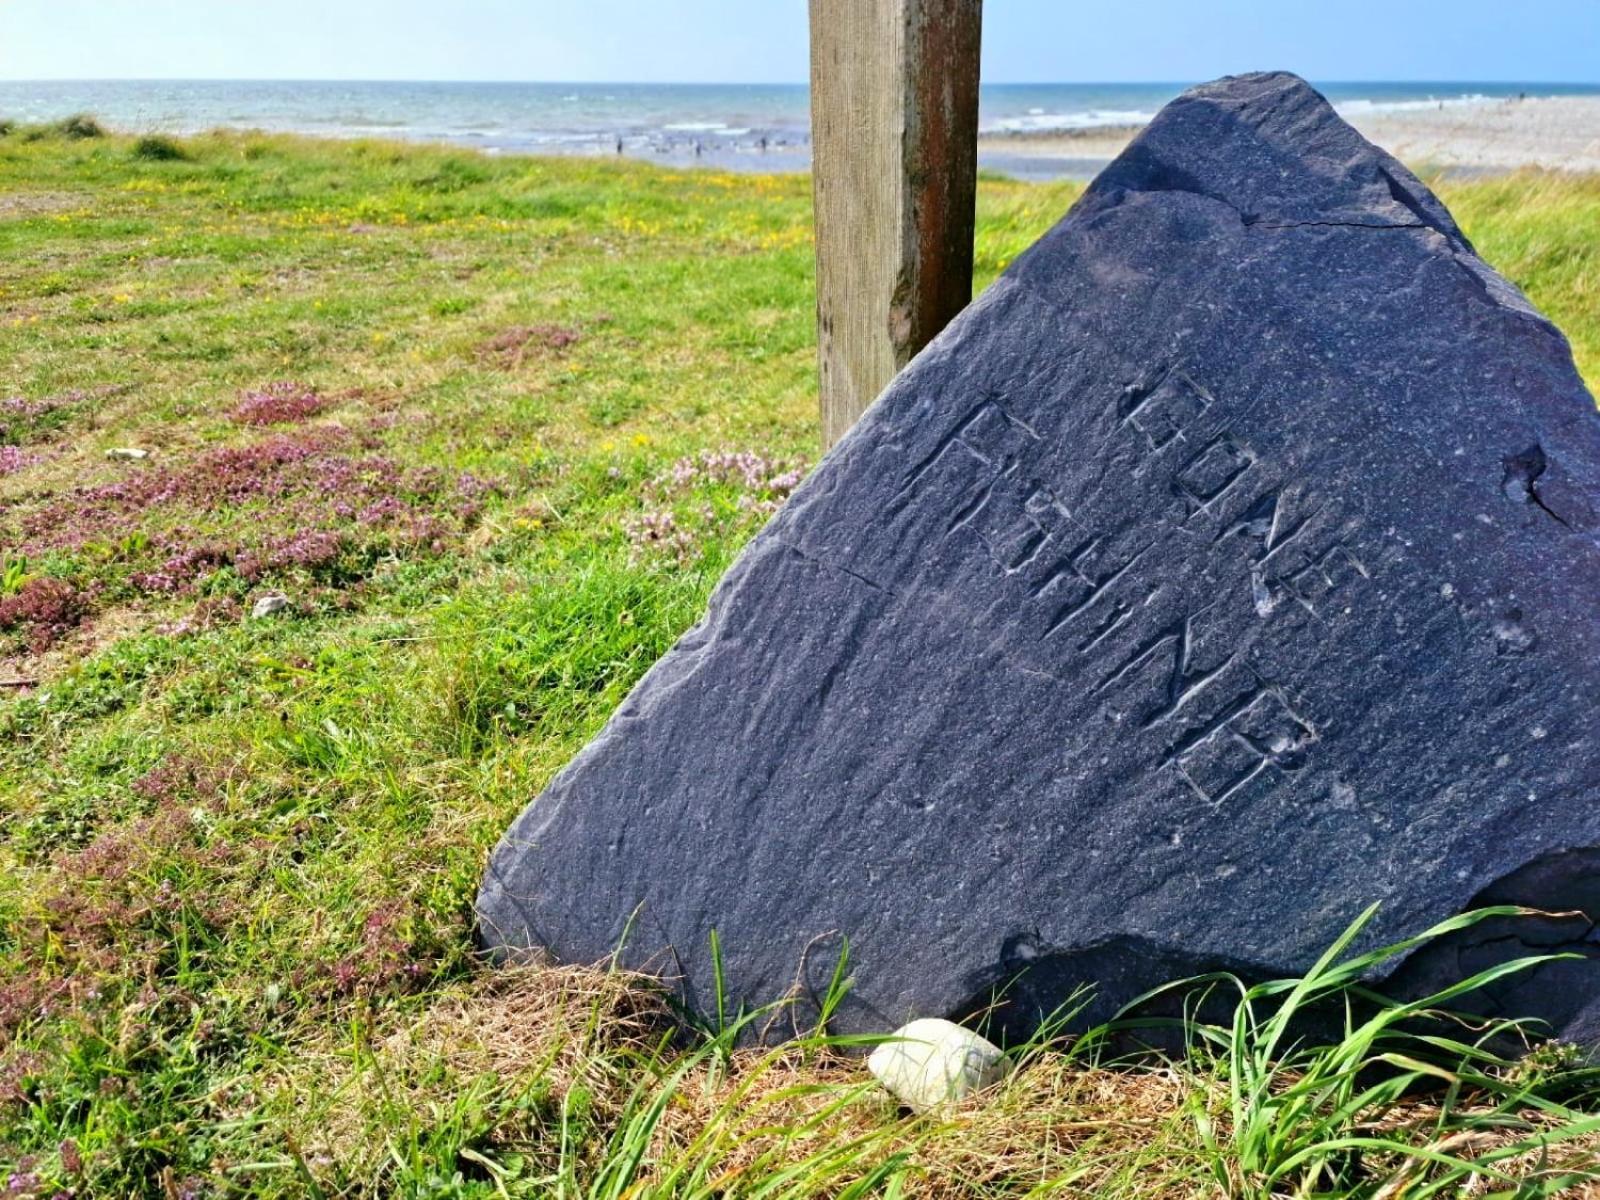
[0,123,1597,1195]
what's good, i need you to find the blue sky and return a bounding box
[1,0,1596,83]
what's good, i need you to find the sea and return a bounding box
[2,79,1595,180]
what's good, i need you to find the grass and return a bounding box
[0,121,1597,1196]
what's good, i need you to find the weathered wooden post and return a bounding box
[808,0,983,450]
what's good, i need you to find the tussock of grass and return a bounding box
[0,127,1597,1195]
[130,133,190,163]
[16,113,107,142]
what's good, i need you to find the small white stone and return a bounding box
[251,593,291,619]
[867,1018,1010,1112]
[105,447,149,460]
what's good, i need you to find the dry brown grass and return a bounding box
[276,964,671,1171]
[643,1050,1209,1198]
[442,966,1213,1196]
[263,960,1600,1197]
[269,962,1209,1195]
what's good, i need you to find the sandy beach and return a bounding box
[977,94,1600,179]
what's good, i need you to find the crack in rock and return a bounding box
[1503,443,1573,528]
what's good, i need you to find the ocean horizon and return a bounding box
[3,78,1597,177]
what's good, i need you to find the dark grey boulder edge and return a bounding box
[479,72,1600,1045]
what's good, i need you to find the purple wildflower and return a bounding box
[0,578,87,652]
[626,447,809,564]
[230,382,329,426]
[0,446,41,476]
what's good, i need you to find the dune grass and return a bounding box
[1,123,1599,1196]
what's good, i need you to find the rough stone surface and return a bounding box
[479,73,1600,1044]
[867,1019,1011,1111]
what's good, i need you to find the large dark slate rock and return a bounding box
[479,72,1600,1044]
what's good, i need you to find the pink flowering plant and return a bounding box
[0,446,42,477]
[623,447,808,567]
[0,420,499,646]
[229,381,331,426]
[0,386,110,481]
[0,387,101,446]
[0,577,90,653]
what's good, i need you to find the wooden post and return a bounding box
[809,0,983,450]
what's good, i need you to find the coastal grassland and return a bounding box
[0,125,1598,1197]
